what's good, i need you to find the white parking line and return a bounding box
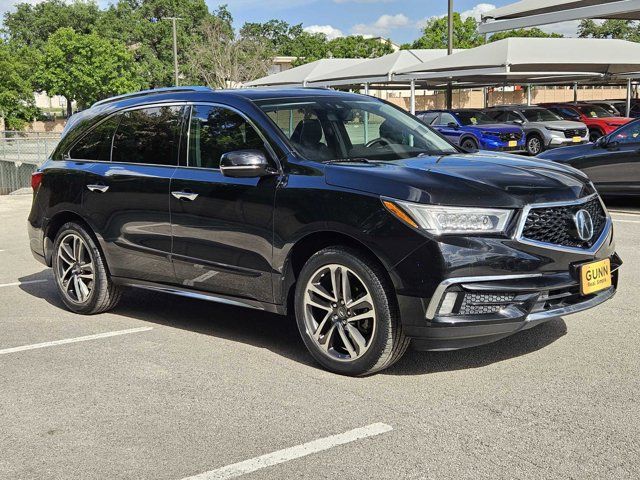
[0,327,153,356]
[181,423,393,480]
[0,279,48,288]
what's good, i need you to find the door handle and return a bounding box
[86,184,109,193]
[172,191,198,201]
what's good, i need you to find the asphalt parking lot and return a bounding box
[1,193,639,480]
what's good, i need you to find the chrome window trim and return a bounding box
[513,193,612,256]
[425,273,543,320]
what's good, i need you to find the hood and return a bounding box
[529,120,586,130]
[537,142,596,161]
[325,152,593,208]
[464,124,522,134]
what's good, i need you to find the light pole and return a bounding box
[162,17,182,86]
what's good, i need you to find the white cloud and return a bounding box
[352,13,409,37]
[460,3,496,21]
[304,24,344,40]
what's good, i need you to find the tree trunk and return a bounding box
[66,97,73,117]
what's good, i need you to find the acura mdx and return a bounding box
[28,87,621,375]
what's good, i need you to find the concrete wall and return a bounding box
[386,86,630,111]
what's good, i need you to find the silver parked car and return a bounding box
[485,105,589,155]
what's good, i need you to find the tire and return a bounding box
[461,138,478,152]
[52,222,121,314]
[294,246,409,376]
[589,130,603,143]
[526,134,543,156]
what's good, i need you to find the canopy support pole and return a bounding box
[573,82,578,103]
[446,0,453,109]
[483,87,488,108]
[526,84,532,106]
[627,78,632,117]
[364,83,369,144]
[410,80,416,115]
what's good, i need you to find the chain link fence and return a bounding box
[0,131,61,195]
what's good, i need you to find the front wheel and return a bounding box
[294,246,408,376]
[526,134,543,155]
[589,130,603,142]
[52,222,121,314]
[461,138,478,152]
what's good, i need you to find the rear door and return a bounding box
[169,104,280,302]
[82,104,185,283]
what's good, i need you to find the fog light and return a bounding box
[438,292,458,315]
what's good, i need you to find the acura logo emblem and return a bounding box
[574,209,594,241]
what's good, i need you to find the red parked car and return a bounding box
[541,103,632,142]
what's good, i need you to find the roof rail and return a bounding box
[92,86,213,108]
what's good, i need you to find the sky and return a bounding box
[1,0,581,44]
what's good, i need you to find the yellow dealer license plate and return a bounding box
[508,140,517,147]
[572,136,582,143]
[580,259,611,295]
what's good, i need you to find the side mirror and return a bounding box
[220,150,276,178]
[447,122,459,129]
[595,135,608,147]
[512,118,524,125]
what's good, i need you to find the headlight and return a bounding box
[382,199,513,235]
[481,130,500,136]
[546,126,564,132]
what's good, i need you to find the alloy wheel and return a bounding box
[302,264,376,362]
[528,136,542,155]
[56,233,95,303]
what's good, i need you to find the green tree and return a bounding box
[578,19,640,41]
[95,0,214,88]
[489,27,563,42]
[2,0,101,48]
[0,42,39,130]
[36,28,142,116]
[327,36,393,59]
[407,13,483,49]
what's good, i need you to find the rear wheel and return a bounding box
[52,222,121,314]
[526,134,543,155]
[294,246,408,376]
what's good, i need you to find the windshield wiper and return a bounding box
[323,157,372,164]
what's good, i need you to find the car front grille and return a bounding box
[458,293,517,315]
[521,196,607,249]
[563,128,587,138]
[499,132,522,141]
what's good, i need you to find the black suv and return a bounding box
[28,87,621,375]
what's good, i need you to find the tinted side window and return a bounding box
[437,113,457,125]
[418,112,439,125]
[612,121,640,144]
[188,105,267,169]
[112,106,184,165]
[69,116,120,161]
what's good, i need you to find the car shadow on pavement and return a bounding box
[18,269,567,375]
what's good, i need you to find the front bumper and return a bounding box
[547,134,589,147]
[405,259,620,350]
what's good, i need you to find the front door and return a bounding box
[434,112,462,144]
[170,104,279,303]
[577,121,640,195]
[81,104,185,283]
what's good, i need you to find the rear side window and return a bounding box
[112,106,184,165]
[436,112,457,125]
[188,105,267,169]
[418,112,439,125]
[69,116,120,161]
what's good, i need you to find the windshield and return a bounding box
[453,110,495,126]
[256,97,457,162]
[577,105,613,118]
[520,108,562,122]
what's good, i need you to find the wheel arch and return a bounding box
[280,230,396,315]
[43,211,105,268]
[459,134,479,148]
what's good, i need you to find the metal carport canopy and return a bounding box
[478,0,640,34]
[244,58,368,87]
[394,37,640,84]
[305,49,461,88]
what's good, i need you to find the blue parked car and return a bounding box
[417,109,526,153]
